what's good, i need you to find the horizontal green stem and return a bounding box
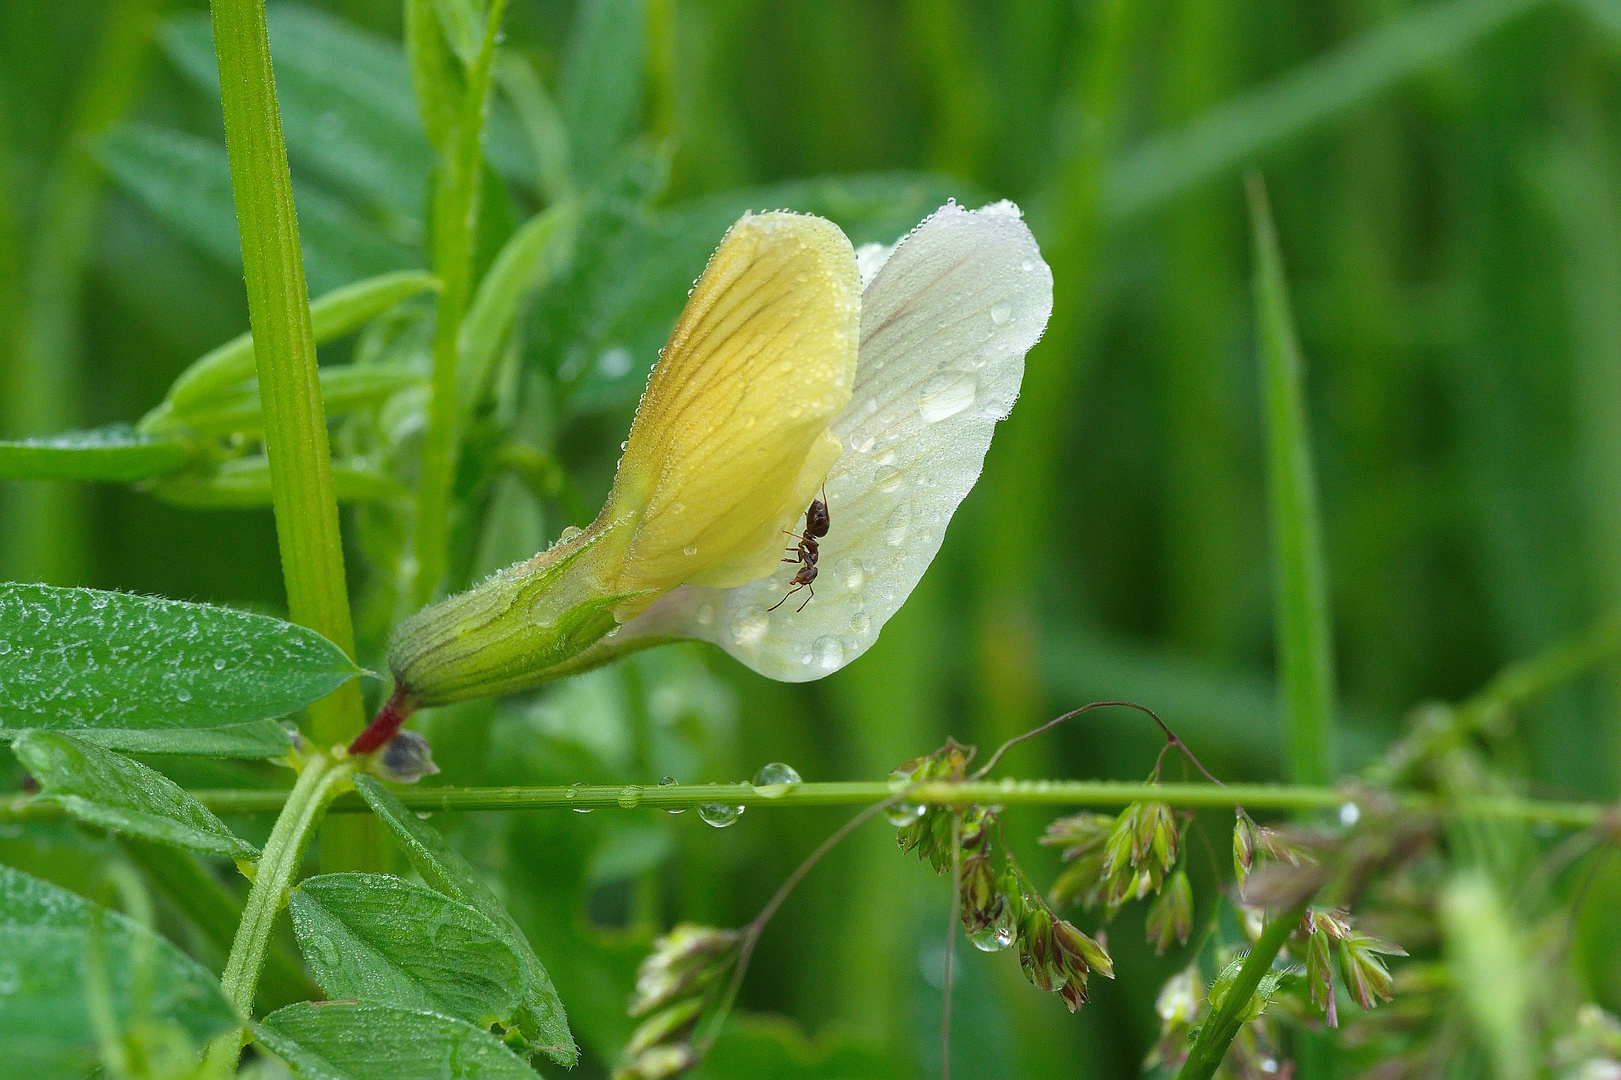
[5,780,1610,828]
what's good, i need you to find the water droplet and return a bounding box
[834,558,865,590]
[990,301,1012,325]
[729,606,770,647]
[683,544,698,556]
[967,904,1017,952]
[848,612,871,636]
[213,657,226,671]
[885,800,927,826]
[617,785,642,808]
[567,782,592,813]
[659,776,685,814]
[874,448,896,467]
[1339,802,1360,827]
[877,469,902,493]
[788,403,804,419]
[176,688,192,703]
[752,762,802,797]
[1020,258,1035,272]
[698,802,744,828]
[918,373,978,423]
[812,636,843,670]
[741,413,756,429]
[0,640,11,655]
[884,503,912,546]
[853,435,876,453]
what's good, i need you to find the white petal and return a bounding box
[625,200,1053,681]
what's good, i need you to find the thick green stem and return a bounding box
[1176,902,1311,1080]
[201,752,353,1073]
[208,0,370,871]
[8,780,1608,828]
[413,0,507,606]
[208,0,364,745]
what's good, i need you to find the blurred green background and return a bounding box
[5,0,1621,1076]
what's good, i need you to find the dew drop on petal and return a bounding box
[918,373,978,423]
[683,544,698,556]
[884,503,912,546]
[874,448,895,467]
[176,688,192,703]
[848,611,871,636]
[812,635,843,670]
[877,470,902,493]
[730,606,770,647]
[833,558,865,590]
[990,301,1012,325]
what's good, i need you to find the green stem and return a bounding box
[1248,172,1336,787]
[208,0,364,746]
[8,780,1608,828]
[201,752,353,1073]
[413,0,508,607]
[1176,902,1310,1080]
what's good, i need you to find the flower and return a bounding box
[616,200,1053,680]
[387,212,859,707]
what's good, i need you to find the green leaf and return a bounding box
[98,124,416,295]
[560,0,647,184]
[0,425,192,483]
[84,720,294,759]
[255,1001,538,1080]
[162,7,435,232]
[0,864,239,1077]
[160,269,438,415]
[151,457,412,509]
[0,583,362,750]
[1246,174,1335,786]
[545,172,964,414]
[12,731,259,859]
[354,775,576,1065]
[432,0,489,65]
[153,363,425,440]
[290,873,523,1028]
[1103,0,1543,221]
[459,205,575,407]
[494,52,572,203]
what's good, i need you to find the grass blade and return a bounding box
[1247,172,1335,786]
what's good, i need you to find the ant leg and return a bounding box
[767,584,802,613]
[796,584,814,612]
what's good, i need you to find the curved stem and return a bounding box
[200,751,354,1074]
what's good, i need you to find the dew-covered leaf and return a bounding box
[12,731,259,859]
[0,583,362,748]
[154,363,424,440]
[0,425,192,483]
[290,874,523,1027]
[0,864,239,1077]
[255,1001,538,1080]
[353,775,575,1064]
[80,720,294,759]
[541,173,964,415]
[98,124,416,295]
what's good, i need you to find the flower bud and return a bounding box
[1040,812,1115,860]
[629,923,740,1017]
[1017,902,1063,993]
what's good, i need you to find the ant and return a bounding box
[769,488,829,613]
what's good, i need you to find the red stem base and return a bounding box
[349,685,415,755]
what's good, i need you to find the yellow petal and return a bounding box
[607,211,859,593]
